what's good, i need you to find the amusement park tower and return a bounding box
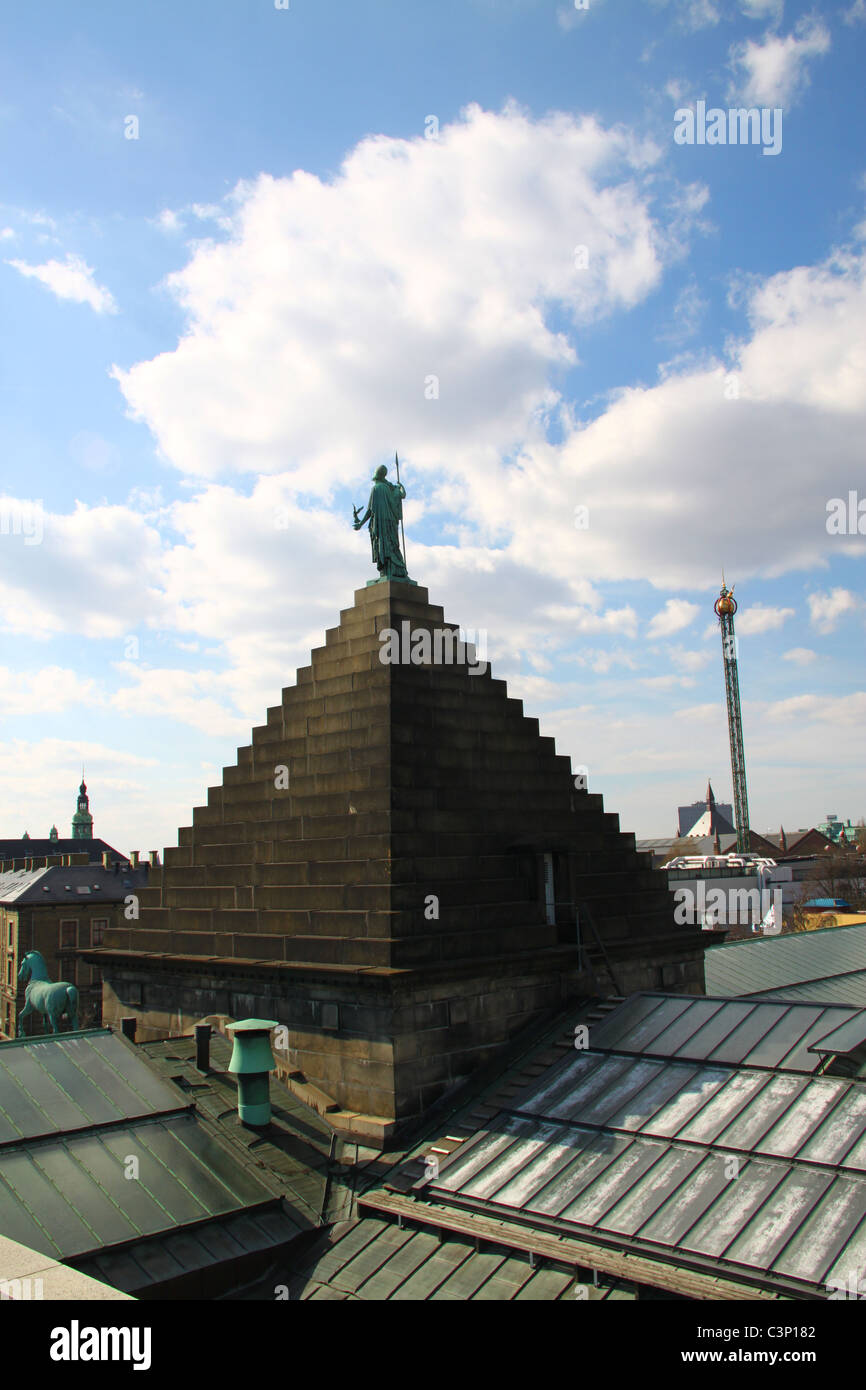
[714,581,750,853]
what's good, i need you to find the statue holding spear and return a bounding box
[352,453,415,585]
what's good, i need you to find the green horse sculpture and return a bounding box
[17,951,79,1035]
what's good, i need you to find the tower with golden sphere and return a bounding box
[714,581,750,853]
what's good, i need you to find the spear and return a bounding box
[394,450,407,571]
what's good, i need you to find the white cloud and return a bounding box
[0,667,102,717]
[734,604,795,635]
[657,280,707,343]
[647,598,700,637]
[585,649,638,675]
[767,691,866,723]
[666,645,712,673]
[0,227,14,241]
[664,79,690,104]
[680,0,721,28]
[155,208,183,233]
[110,663,249,738]
[808,588,860,633]
[652,0,720,29]
[843,0,865,23]
[114,104,670,486]
[782,647,817,664]
[6,253,117,314]
[0,500,168,639]
[728,16,831,108]
[739,0,784,20]
[556,3,599,32]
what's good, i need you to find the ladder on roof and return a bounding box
[576,900,623,998]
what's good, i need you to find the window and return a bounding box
[60,920,78,949]
[542,853,556,927]
[6,958,13,987]
[534,851,575,933]
[91,919,108,947]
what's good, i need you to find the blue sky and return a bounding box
[0,0,864,852]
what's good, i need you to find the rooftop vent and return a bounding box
[227,1019,278,1128]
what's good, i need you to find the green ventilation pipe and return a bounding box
[227,1019,279,1127]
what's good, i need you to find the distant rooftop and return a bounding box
[705,919,866,1010]
[0,838,126,865]
[0,862,147,905]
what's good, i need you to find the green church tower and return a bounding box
[72,779,93,839]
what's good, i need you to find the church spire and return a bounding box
[71,775,93,840]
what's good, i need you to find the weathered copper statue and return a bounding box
[352,459,413,583]
[18,950,79,1034]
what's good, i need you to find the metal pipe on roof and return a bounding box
[195,1023,211,1074]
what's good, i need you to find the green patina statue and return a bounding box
[18,950,79,1035]
[352,458,415,585]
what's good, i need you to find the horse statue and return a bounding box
[17,951,79,1036]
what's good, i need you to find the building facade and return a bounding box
[0,858,149,1039]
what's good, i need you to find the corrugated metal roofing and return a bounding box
[0,1029,304,1292]
[756,974,866,1008]
[585,992,863,1071]
[704,922,866,1002]
[0,864,147,905]
[272,1216,634,1301]
[387,995,866,1298]
[0,867,49,901]
[0,1032,184,1143]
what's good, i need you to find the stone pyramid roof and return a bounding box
[96,581,702,1128]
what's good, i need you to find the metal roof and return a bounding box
[705,921,866,1002]
[583,992,863,1072]
[267,1215,634,1301]
[0,1029,306,1294]
[0,839,125,863]
[377,994,866,1298]
[0,863,147,905]
[0,866,49,901]
[756,975,866,1008]
[0,1031,183,1141]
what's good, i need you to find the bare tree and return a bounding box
[801,847,866,914]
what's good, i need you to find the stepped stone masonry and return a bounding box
[96,582,704,1133]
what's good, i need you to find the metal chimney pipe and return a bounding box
[195,1023,212,1073]
[130,851,139,868]
[148,851,160,868]
[102,852,111,869]
[227,1019,279,1127]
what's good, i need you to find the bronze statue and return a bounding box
[353,457,413,583]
